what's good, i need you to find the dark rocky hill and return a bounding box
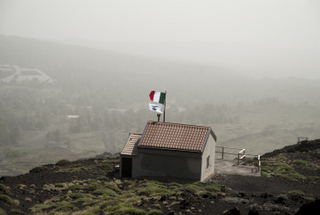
[1,141,320,215]
[263,139,320,158]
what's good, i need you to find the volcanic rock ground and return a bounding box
[1,141,320,215]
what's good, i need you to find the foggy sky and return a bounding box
[1,0,320,79]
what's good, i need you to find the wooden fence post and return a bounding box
[238,152,240,165]
[222,147,224,159]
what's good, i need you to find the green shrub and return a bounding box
[85,179,97,184]
[56,159,70,166]
[29,204,54,212]
[275,171,306,181]
[16,184,27,189]
[67,193,86,199]
[82,199,100,206]
[122,208,146,214]
[100,199,122,209]
[273,164,307,181]
[66,184,83,190]
[304,197,315,201]
[288,190,305,195]
[205,184,222,192]
[51,165,61,171]
[123,180,135,187]
[0,208,6,215]
[184,184,203,194]
[293,159,307,166]
[70,163,83,168]
[96,176,107,180]
[83,180,101,190]
[104,203,133,212]
[307,176,320,180]
[168,182,182,188]
[288,190,305,199]
[104,182,121,193]
[54,183,65,188]
[0,184,10,194]
[277,153,287,160]
[9,209,25,214]
[147,209,162,214]
[71,197,88,203]
[277,164,294,172]
[98,163,113,173]
[42,184,55,191]
[121,192,136,199]
[49,204,78,214]
[261,165,273,173]
[303,166,313,171]
[73,206,101,214]
[136,183,172,197]
[93,188,117,196]
[261,161,270,166]
[0,194,19,206]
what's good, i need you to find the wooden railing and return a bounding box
[215,145,261,171]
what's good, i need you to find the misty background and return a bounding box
[0,0,320,176]
[1,0,320,79]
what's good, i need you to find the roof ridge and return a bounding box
[129,132,143,135]
[147,121,211,129]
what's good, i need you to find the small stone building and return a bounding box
[120,121,217,182]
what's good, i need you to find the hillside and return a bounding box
[1,36,320,177]
[2,35,320,107]
[1,140,320,215]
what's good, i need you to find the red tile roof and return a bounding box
[138,121,215,152]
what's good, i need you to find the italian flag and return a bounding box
[149,91,166,104]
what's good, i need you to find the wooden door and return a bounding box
[121,157,132,177]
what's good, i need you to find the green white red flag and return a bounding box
[149,91,166,104]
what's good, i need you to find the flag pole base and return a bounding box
[157,114,161,122]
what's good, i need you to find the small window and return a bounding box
[206,155,210,168]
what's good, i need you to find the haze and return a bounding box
[1,0,320,79]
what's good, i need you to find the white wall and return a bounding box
[200,135,216,181]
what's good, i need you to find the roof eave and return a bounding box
[200,128,217,153]
[137,145,202,154]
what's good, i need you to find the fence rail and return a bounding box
[215,145,261,171]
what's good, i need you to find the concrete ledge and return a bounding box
[214,159,261,177]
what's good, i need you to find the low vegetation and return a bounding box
[261,145,320,182]
[0,208,6,215]
[56,159,70,166]
[0,194,19,206]
[9,209,25,214]
[27,178,226,215]
[2,140,320,214]
[0,184,10,194]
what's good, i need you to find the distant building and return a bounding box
[0,65,53,83]
[67,115,80,119]
[120,121,217,182]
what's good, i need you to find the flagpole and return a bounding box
[163,91,166,122]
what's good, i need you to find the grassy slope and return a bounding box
[1,145,320,215]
